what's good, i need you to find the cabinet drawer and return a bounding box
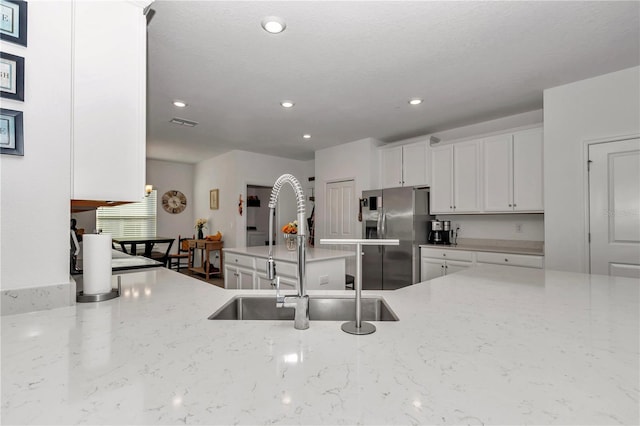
[421,248,474,262]
[226,253,254,269]
[276,261,298,278]
[476,252,543,268]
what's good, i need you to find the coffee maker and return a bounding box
[427,220,443,244]
[442,220,452,245]
[428,220,452,245]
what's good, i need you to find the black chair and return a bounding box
[345,274,355,290]
[167,235,193,271]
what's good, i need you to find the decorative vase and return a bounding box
[197,228,204,240]
[284,233,297,251]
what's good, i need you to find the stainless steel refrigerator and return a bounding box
[362,187,432,290]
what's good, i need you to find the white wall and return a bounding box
[1,3,72,291]
[147,159,195,251]
[544,66,640,273]
[193,150,314,249]
[314,138,382,241]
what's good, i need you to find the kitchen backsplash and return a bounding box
[436,213,544,241]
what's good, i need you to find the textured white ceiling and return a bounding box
[146,1,640,163]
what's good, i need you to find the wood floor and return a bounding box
[176,268,224,288]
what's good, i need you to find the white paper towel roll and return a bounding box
[83,234,112,295]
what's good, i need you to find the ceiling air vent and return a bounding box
[170,117,199,127]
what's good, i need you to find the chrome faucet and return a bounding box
[266,174,309,330]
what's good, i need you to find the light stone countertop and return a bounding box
[420,238,545,256]
[1,265,638,425]
[224,245,355,262]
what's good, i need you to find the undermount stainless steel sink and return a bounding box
[208,296,399,321]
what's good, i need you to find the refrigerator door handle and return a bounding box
[381,210,387,238]
[376,209,383,239]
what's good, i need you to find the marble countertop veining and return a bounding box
[224,245,355,262]
[1,265,638,425]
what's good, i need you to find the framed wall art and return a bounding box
[0,51,24,101]
[0,0,27,47]
[0,108,24,156]
[210,189,219,210]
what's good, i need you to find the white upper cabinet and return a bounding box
[512,128,544,211]
[431,140,482,213]
[380,140,430,188]
[483,127,543,212]
[71,1,149,202]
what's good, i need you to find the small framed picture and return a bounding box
[0,0,28,47]
[0,108,24,156]
[0,51,24,101]
[210,189,219,210]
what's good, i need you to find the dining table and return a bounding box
[111,236,175,258]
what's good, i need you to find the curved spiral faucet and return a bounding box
[267,174,309,330]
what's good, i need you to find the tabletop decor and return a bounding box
[195,218,207,240]
[282,220,298,251]
[0,51,24,101]
[0,107,23,156]
[0,0,28,47]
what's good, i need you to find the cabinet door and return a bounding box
[453,140,482,212]
[380,147,403,188]
[421,258,445,281]
[430,146,454,213]
[238,267,255,289]
[513,128,544,211]
[224,265,238,289]
[72,1,147,202]
[256,274,274,290]
[402,141,429,187]
[444,260,472,275]
[483,134,513,212]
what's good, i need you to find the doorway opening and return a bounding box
[246,185,272,247]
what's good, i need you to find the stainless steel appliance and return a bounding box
[362,187,433,290]
[442,220,452,245]
[428,220,443,244]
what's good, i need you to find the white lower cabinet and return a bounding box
[475,252,544,268]
[420,247,544,282]
[420,248,474,281]
[256,273,296,290]
[224,265,255,289]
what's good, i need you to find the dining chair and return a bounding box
[167,235,193,271]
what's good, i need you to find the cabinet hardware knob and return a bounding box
[508,204,512,207]
[443,253,446,257]
[505,259,509,262]
[513,204,517,207]
[449,206,452,209]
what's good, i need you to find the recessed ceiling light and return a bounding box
[409,98,423,106]
[262,16,286,34]
[280,101,294,108]
[303,134,311,139]
[173,100,187,108]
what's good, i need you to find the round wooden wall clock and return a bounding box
[162,190,187,214]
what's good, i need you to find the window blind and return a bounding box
[96,190,157,238]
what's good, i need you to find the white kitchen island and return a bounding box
[223,245,355,290]
[1,265,638,425]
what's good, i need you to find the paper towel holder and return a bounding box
[76,276,122,303]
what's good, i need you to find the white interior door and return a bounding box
[325,180,357,278]
[589,138,640,278]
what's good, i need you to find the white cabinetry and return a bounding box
[420,247,544,282]
[71,1,149,202]
[483,128,543,212]
[431,140,482,213]
[380,140,429,188]
[224,253,255,289]
[475,251,544,268]
[420,248,474,281]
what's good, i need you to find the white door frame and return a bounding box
[582,132,640,273]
